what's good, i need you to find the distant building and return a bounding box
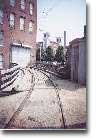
[56,37,62,46]
[49,41,58,55]
[43,32,50,50]
[69,26,86,85]
[0,0,37,69]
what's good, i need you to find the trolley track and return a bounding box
[4,68,66,129]
[36,69,66,128]
[4,69,34,129]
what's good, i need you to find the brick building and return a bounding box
[0,0,37,69]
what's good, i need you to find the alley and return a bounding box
[0,69,86,129]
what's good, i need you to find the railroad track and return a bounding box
[4,68,35,129]
[33,68,66,128]
[4,68,66,129]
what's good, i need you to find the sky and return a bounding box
[37,0,86,45]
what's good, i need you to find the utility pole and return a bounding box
[39,42,43,62]
[9,26,14,65]
[40,45,41,62]
[64,31,66,49]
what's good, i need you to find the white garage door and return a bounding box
[11,46,31,67]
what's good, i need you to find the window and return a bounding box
[0,31,3,46]
[0,54,3,69]
[21,0,25,10]
[10,0,15,6]
[20,17,25,31]
[29,21,33,32]
[10,13,15,27]
[29,3,33,15]
[0,9,3,24]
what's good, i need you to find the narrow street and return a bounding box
[0,69,86,129]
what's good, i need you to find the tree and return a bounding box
[36,47,47,61]
[55,46,64,63]
[41,48,46,61]
[65,47,71,64]
[45,46,54,62]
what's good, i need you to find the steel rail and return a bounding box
[4,68,35,129]
[35,68,66,128]
[5,68,66,129]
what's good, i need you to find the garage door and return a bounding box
[11,46,31,67]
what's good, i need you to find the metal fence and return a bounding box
[0,65,20,91]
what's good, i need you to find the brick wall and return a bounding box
[0,0,37,69]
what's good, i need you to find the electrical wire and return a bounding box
[42,0,59,17]
[38,0,60,32]
[37,0,64,42]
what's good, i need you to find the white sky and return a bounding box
[37,0,86,45]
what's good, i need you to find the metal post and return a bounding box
[0,70,1,90]
[40,46,41,62]
[64,31,66,49]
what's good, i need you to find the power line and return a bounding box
[41,0,60,18]
[37,0,65,42]
[38,0,60,32]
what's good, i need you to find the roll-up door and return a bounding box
[11,46,31,67]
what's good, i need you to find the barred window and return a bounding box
[20,17,25,31]
[10,0,15,6]
[29,21,33,32]
[10,13,15,27]
[0,54,3,69]
[0,9,3,24]
[29,3,33,15]
[0,31,3,46]
[21,0,25,10]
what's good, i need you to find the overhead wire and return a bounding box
[38,0,60,31]
[37,0,65,42]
